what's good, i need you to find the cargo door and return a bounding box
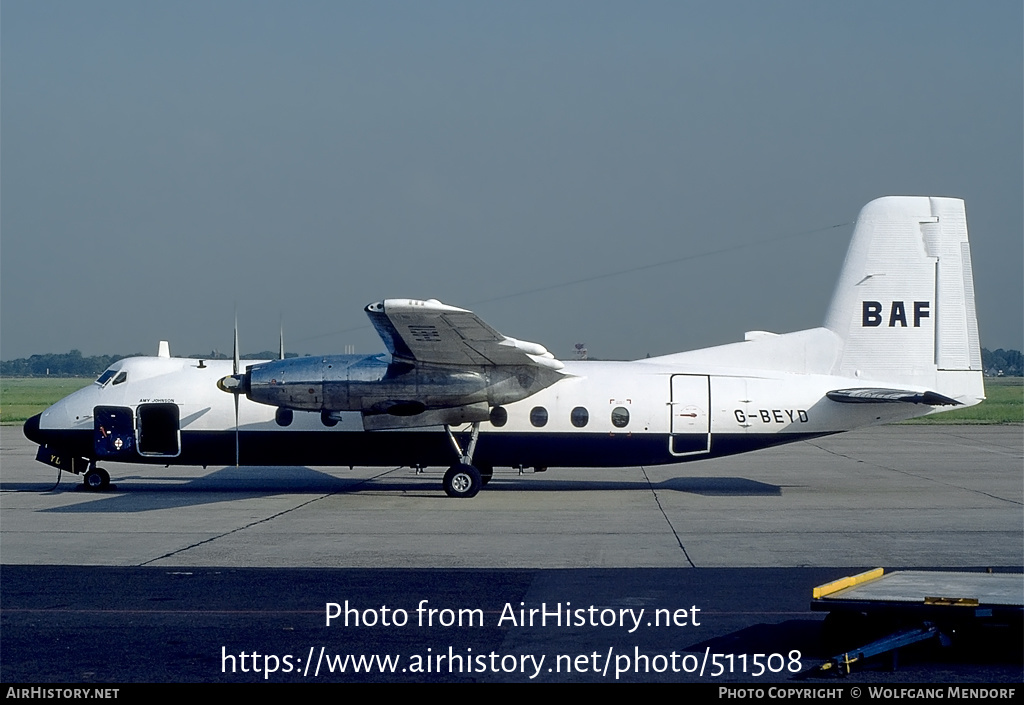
[94,406,136,458]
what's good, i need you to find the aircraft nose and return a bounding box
[23,413,43,444]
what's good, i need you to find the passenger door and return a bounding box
[136,403,181,457]
[669,375,711,456]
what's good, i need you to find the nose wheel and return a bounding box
[83,466,111,491]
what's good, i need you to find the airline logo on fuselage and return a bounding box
[862,301,930,328]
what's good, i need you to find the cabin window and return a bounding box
[611,406,630,428]
[112,371,127,385]
[489,406,507,427]
[570,407,589,428]
[530,407,548,427]
[95,369,116,386]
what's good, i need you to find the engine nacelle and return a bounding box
[231,353,558,417]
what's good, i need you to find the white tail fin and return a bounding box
[825,196,984,404]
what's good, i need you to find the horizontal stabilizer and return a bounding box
[826,388,961,406]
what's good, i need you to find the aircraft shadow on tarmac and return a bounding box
[24,467,781,513]
[471,475,782,495]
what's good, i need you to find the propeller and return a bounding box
[215,312,243,465]
[217,311,283,467]
[233,312,240,466]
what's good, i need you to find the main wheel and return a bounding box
[83,467,110,491]
[478,464,494,486]
[443,463,482,498]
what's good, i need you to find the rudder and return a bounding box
[824,196,983,401]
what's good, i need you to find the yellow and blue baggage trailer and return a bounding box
[810,569,1023,675]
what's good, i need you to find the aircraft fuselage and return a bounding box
[24,348,939,472]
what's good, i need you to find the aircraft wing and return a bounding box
[365,299,564,370]
[826,388,961,406]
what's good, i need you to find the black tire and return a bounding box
[83,467,110,491]
[443,464,482,498]
[479,464,494,486]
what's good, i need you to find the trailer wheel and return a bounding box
[822,610,870,652]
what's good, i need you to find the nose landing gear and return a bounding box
[83,464,111,491]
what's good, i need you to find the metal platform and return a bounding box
[810,568,1023,675]
[813,568,1023,620]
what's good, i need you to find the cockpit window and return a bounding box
[112,371,127,385]
[95,369,117,386]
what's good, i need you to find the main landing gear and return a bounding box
[441,422,486,498]
[83,463,111,491]
[443,463,481,498]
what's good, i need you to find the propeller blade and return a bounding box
[233,311,240,376]
[233,309,240,466]
[234,393,240,467]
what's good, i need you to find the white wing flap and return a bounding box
[365,299,564,369]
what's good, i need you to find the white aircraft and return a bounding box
[25,196,985,497]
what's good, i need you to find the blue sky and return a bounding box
[2,1,1021,360]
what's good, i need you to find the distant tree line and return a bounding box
[0,350,298,377]
[983,348,1022,377]
[190,350,300,362]
[0,350,140,378]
